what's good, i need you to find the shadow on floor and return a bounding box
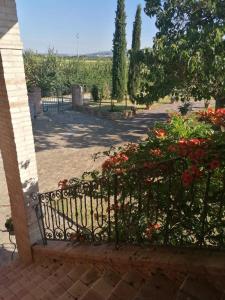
[0,232,17,267]
[33,111,168,152]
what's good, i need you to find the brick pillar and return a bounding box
[0,0,42,263]
[72,85,84,108]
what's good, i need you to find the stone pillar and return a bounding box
[0,0,42,263]
[72,85,84,108]
[28,86,42,119]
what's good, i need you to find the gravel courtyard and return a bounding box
[0,101,205,265]
[34,108,169,191]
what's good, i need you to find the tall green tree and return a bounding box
[128,4,142,101]
[112,0,127,101]
[144,0,225,108]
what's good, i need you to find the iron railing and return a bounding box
[42,95,72,113]
[35,159,225,249]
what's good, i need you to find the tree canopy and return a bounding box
[112,0,127,101]
[144,0,225,108]
[128,4,142,101]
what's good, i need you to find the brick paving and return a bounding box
[0,101,205,265]
[0,243,224,299]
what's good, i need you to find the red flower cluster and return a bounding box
[182,159,220,187]
[198,108,225,127]
[168,138,208,161]
[182,165,202,187]
[145,223,161,239]
[150,148,162,157]
[58,179,68,189]
[154,129,167,138]
[102,153,129,171]
[209,159,220,170]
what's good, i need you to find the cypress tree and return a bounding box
[112,0,127,101]
[128,4,142,101]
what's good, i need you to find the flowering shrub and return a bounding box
[58,179,69,189]
[99,114,223,188]
[55,113,225,247]
[197,108,225,128]
[91,113,225,246]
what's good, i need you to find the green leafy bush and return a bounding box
[91,85,100,102]
[24,50,112,96]
[5,217,14,233]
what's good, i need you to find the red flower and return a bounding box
[181,170,193,187]
[145,223,161,239]
[188,149,206,161]
[189,165,203,178]
[102,152,129,171]
[198,109,225,126]
[209,160,220,170]
[58,179,68,189]
[168,145,177,153]
[150,148,162,157]
[154,129,167,138]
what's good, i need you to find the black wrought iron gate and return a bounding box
[42,95,72,113]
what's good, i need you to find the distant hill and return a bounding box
[82,51,113,58]
[55,51,113,58]
[33,51,113,59]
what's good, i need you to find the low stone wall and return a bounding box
[33,242,225,289]
[73,105,135,121]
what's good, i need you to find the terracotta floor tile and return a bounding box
[80,268,100,287]
[137,273,177,300]
[40,291,56,300]
[107,293,121,300]
[178,275,222,300]
[81,289,104,300]
[40,278,57,291]
[29,285,47,298]
[58,275,74,290]
[21,293,36,300]
[67,280,89,299]
[50,282,67,297]
[58,292,75,300]
[111,279,138,300]
[123,271,145,290]
[0,288,14,299]
[92,271,121,299]
[67,265,89,283]
[53,264,72,278]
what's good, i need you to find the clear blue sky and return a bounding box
[16,0,157,55]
